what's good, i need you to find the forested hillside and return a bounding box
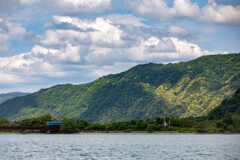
[0,53,239,122]
[0,92,30,104]
[208,88,240,120]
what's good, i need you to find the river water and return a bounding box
[0,134,239,160]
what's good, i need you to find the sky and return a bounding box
[0,0,239,93]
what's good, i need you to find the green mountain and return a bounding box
[0,53,239,122]
[208,88,240,120]
[0,92,30,104]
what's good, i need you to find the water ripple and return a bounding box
[0,134,239,160]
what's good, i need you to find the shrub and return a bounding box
[60,117,79,133]
[123,129,132,133]
[146,124,156,133]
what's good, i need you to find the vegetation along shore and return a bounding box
[1,87,239,134]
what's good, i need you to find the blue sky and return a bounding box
[0,0,239,93]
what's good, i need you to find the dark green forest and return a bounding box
[1,88,239,133]
[208,88,240,120]
[0,53,239,122]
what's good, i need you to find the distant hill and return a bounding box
[0,53,239,122]
[0,92,30,104]
[208,88,240,120]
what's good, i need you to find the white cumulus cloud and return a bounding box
[124,36,213,61]
[101,14,148,27]
[52,15,124,47]
[0,14,228,91]
[200,0,240,26]
[49,0,113,14]
[168,26,188,36]
[126,0,240,26]
[126,0,199,20]
[0,19,28,52]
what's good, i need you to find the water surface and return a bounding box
[0,134,239,160]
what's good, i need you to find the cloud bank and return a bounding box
[0,0,237,93]
[126,0,240,26]
[0,15,225,85]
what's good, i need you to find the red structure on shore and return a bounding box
[0,126,60,133]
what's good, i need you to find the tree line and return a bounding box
[0,113,239,133]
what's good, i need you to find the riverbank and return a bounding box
[2,113,240,134]
[1,130,239,134]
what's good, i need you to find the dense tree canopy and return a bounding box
[0,54,239,122]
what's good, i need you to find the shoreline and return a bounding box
[1,131,239,135]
